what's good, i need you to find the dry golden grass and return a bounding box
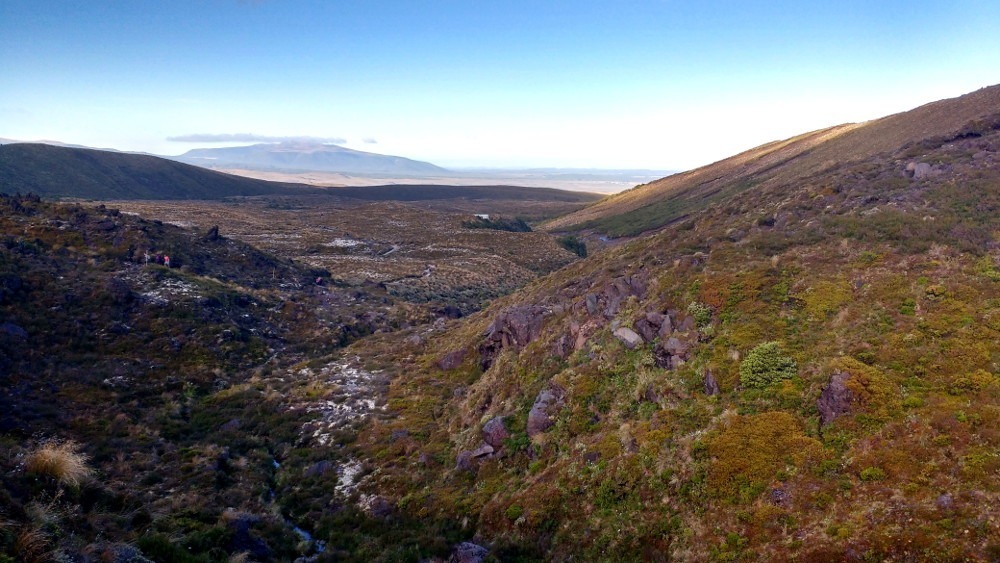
[13,526,49,562]
[25,440,93,487]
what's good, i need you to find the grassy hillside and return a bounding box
[0,195,443,561]
[0,143,321,200]
[547,84,1000,237]
[339,90,1000,560]
[2,84,999,562]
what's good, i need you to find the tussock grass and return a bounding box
[25,440,93,487]
[14,526,49,563]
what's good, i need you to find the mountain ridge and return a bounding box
[546,83,1000,236]
[0,143,320,200]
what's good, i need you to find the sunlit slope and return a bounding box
[547,84,1000,236]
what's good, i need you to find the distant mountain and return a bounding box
[0,143,319,199]
[174,141,448,175]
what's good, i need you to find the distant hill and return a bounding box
[0,143,603,204]
[174,141,448,175]
[547,84,1000,236]
[0,143,320,199]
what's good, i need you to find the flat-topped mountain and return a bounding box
[175,141,448,175]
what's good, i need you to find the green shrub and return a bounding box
[859,467,886,482]
[505,504,524,521]
[461,216,531,232]
[556,235,587,257]
[687,301,713,327]
[739,342,797,389]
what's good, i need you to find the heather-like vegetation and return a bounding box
[339,106,1000,560]
[2,86,1000,561]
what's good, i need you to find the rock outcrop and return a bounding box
[613,326,643,349]
[482,416,510,449]
[703,369,720,396]
[455,443,497,473]
[437,348,467,370]
[478,306,548,370]
[527,384,566,437]
[578,273,648,319]
[818,370,854,426]
[450,541,489,563]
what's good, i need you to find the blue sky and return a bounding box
[2,1,998,169]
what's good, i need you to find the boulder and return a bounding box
[219,418,241,432]
[633,316,659,343]
[818,371,854,426]
[455,443,495,472]
[676,315,696,332]
[0,322,28,340]
[906,161,933,179]
[478,306,547,370]
[551,333,573,359]
[703,369,720,396]
[482,416,510,449]
[574,320,600,351]
[450,541,489,563]
[470,443,494,458]
[769,487,791,507]
[657,314,674,338]
[437,349,467,370]
[305,460,336,477]
[106,277,133,304]
[661,337,689,357]
[225,513,271,560]
[92,543,154,563]
[654,335,693,370]
[613,327,644,349]
[936,493,955,511]
[527,384,566,437]
[455,450,476,472]
[366,495,394,519]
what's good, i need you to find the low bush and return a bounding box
[461,216,531,232]
[556,235,587,257]
[739,342,797,389]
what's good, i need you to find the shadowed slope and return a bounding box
[0,143,318,200]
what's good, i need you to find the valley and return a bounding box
[1,84,999,562]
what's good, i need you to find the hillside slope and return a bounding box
[547,84,1000,236]
[0,194,445,561]
[339,87,1000,560]
[0,143,320,199]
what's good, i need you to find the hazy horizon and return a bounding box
[2,1,998,170]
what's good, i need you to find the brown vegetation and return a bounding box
[25,440,93,487]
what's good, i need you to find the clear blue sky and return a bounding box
[2,0,998,169]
